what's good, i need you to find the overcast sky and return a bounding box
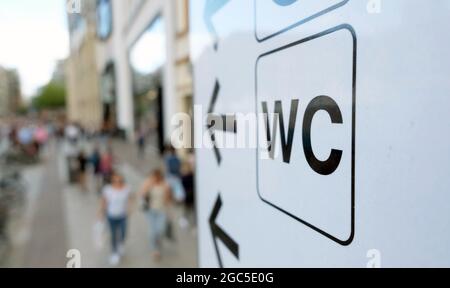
[0,0,69,99]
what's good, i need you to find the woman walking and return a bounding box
[139,169,172,261]
[99,172,132,266]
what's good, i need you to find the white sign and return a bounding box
[190,0,450,267]
[256,25,356,245]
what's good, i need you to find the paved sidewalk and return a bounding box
[1,164,45,267]
[24,145,67,267]
[2,143,67,268]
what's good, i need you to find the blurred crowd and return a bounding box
[0,117,53,162]
[0,117,196,266]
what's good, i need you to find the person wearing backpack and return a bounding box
[138,169,172,261]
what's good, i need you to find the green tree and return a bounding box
[33,82,66,110]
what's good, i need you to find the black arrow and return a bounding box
[204,0,231,49]
[209,194,239,268]
[206,80,237,165]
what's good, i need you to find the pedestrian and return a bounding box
[164,145,185,203]
[18,124,37,157]
[164,145,181,177]
[99,172,132,266]
[64,134,79,184]
[17,124,33,148]
[136,127,146,157]
[8,124,18,147]
[181,161,195,228]
[34,123,49,155]
[77,150,88,191]
[90,146,102,194]
[55,122,65,143]
[100,148,114,185]
[138,169,172,261]
[65,123,80,145]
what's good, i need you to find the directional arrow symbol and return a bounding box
[209,193,239,268]
[206,80,237,165]
[204,0,231,49]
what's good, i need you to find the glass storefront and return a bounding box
[129,16,166,153]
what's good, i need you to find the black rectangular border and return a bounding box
[255,24,357,246]
[254,0,350,42]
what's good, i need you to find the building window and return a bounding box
[97,0,113,40]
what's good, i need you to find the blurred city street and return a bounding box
[1,138,197,268]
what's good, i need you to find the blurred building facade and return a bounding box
[0,66,21,117]
[66,0,102,131]
[94,0,193,146]
[66,0,193,146]
[174,0,193,147]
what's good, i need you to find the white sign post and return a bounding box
[190,0,450,267]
